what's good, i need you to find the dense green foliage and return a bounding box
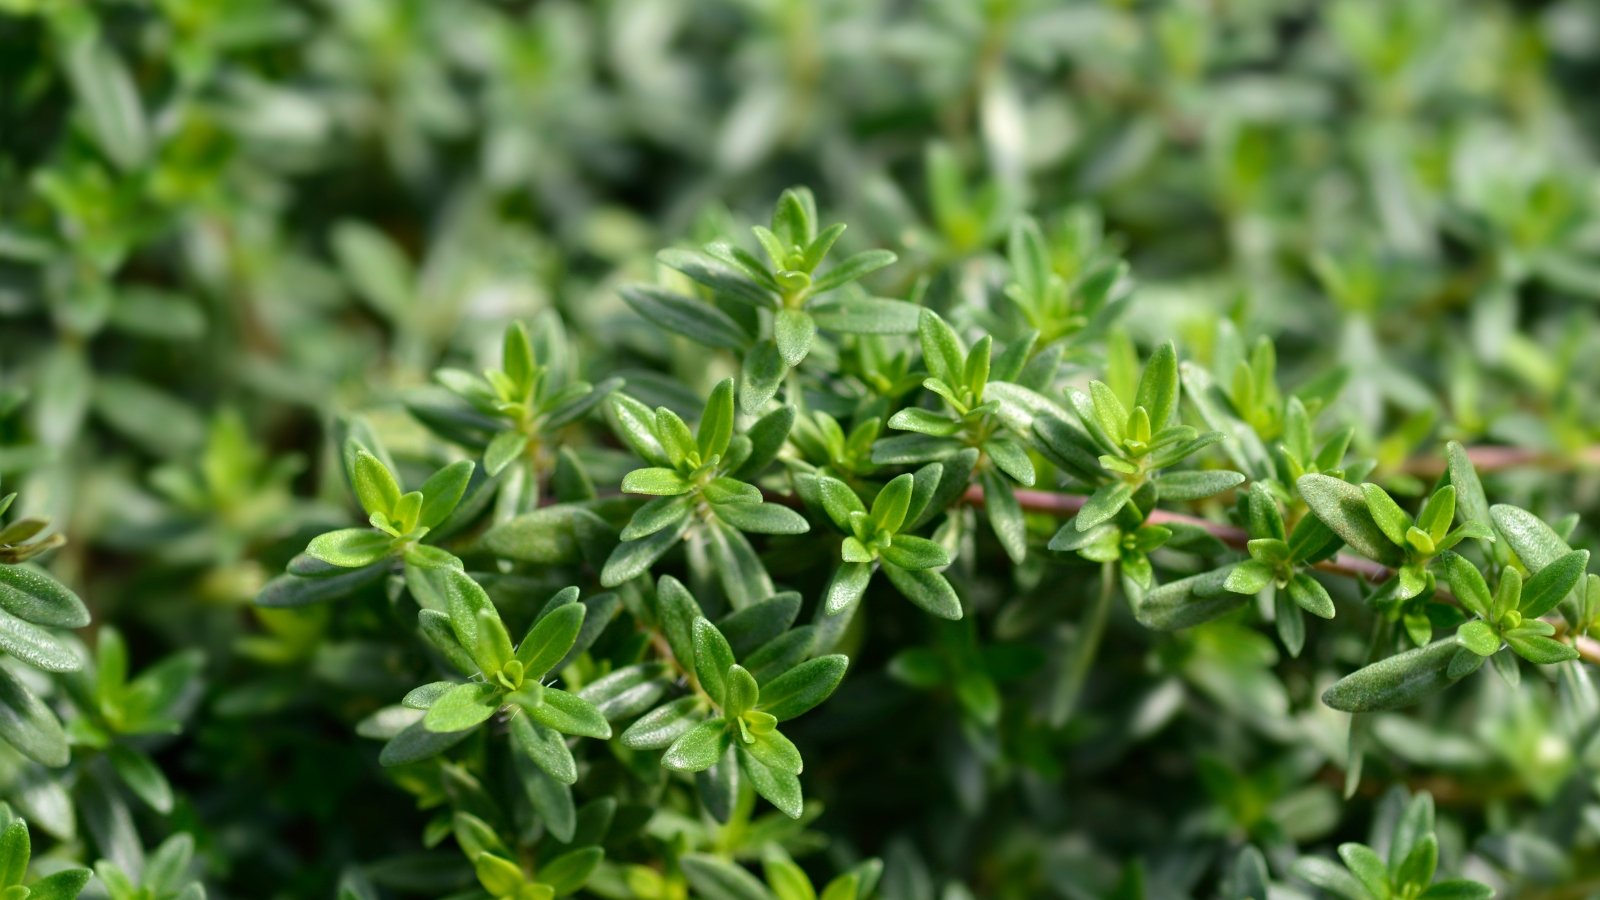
[4,0,1600,897]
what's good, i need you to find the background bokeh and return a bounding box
[5,0,1600,897]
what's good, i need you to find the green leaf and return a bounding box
[824,563,873,615]
[745,726,802,776]
[0,664,69,767]
[600,523,687,588]
[765,855,816,900]
[484,431,529,478]
[740,340,787,413]
[1134,342,1179,429]
[816,477,867,530]
[1298,475,1407,566]
[1417,486,1456,544]
[1395,835,1438,891]
[1223,561,1273,595]
[378,717,471,766]
[704,477,762,506]
[983,438,1035,487]
[621,696,704,750]
[351,450,401,517]
[540,847,603,896]
[621,496,695,541]
[660,247,776,305]
[1134,567,1245,631]
[1456,620,1500,657]
[423,682,502,733]
[1361,483,1412,548]
[881,563,962,619]
[681,853,777,900]
[888,406,962,437]
[608,393,670,466]
[811,249,896,293]
[108,745,174,814]
[525,688,613,739]
[723,665,759,718]
[808,297,923,334]
[694,618,737,706]
[774,309,816,367]
[332,222,412,319]
[1505,631,1579,665]
[25,869,91,900]
[621,467,692,496]
[622,286,751,351]
[1154,470,1245,502]
[1088,382,1128,445]
[706,518,774,609]
[64,34,150,172]
[0,565,90,628]
[733,405,796,481]
[1490,503,1570,572]
[0,820,26,888]
[1439,553,1493,620]
[1519,549,1588,618]
[698,379,737,459]
[1076,482,1134,531]
[980,468,1026,564]
[917,310,966,385]
[1289,857,1369,900]
[739,746,805,818]
[719,595,801,658]
[517,601,586,678]
[417,460,475,527]
[715,503,811,535]
[758,655,847,721]
[663,718,729,772]
[1288,572,1335,619]
[1337,843,1391,900]
[870,474,915,534]
[306,529,394,568]
[878,535,950,571]
[1321,639,1464,712]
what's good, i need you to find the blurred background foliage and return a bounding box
[4,0,1600,897]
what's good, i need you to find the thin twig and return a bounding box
[1402,444,1600,478]
[959,486,1600,665]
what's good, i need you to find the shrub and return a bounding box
[2,0,1600,897]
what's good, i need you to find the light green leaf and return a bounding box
[423,682,502,733]
[758,655,848,721]
[1321,639,1464,712]
[305,528,394,568]
[663,718,729,772]
[774,309,816,367]
[1299,475,1406,566]
[517,602,586,678]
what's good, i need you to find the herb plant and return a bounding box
[4,0,1600,896]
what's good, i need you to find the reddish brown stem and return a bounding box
[961,485,1600,665]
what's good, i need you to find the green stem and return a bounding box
[1049,560,1117,727]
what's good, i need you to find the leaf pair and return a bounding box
[424,316,621,479]
[624,612,846,819]
[1442,549,1587,666]
[304,447,474,570]
[1290,792,1491,900]
[604,382,803,604]
[811,470,959,620]
[394,574,609,769]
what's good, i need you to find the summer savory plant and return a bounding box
[6,0,1600,896]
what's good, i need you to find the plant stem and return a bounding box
[960,484,1600,665]
[1048,560,1117,727]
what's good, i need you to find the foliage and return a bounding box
[4,0,1600,897]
